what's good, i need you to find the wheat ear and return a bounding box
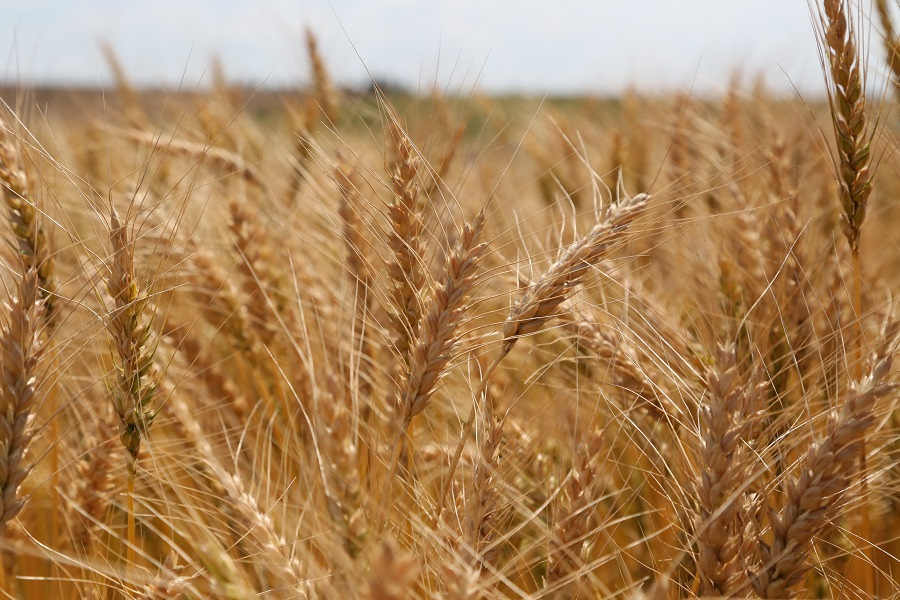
[557,308,667,421]
[695,345,761,597]
[385,121,427,361]
[121,128,266,191]
[228,197,277,345]
[817,0,874,255]
[101,43,149,129]
[875,0,900,88]
[106,208,158,461]
[500,193,649,347]
[750,321,898,598]
[816,0,872,326]
[464,371,503,573]
[64,418,118,553]
[305,28,339,125]
[546,430,604,595]
[0,122,56,326]
[366,541,418,600]
[0,271,43,537]
[137,553,187,600]
[169,398,308,593]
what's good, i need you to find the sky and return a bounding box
[0,1,875,96]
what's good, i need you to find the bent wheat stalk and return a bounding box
[437,192,650,520]
[121,128,266,191]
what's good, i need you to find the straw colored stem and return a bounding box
[851,248,875,594]
[436,351,506,523]
[127,460,136,569]
[376,416,411,534]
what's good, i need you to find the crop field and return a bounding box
[1,1,900,598]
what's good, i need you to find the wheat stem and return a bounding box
[435,351,505,524]
[127,460,136,569]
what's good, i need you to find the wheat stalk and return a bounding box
[105,207,159,568]
[438,192,649,519]
[379,210,487,528]
[816,1,881,591]
[106,208,158,462]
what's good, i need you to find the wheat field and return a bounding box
[1,2,900,598]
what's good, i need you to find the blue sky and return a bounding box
[1,1,866,94]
